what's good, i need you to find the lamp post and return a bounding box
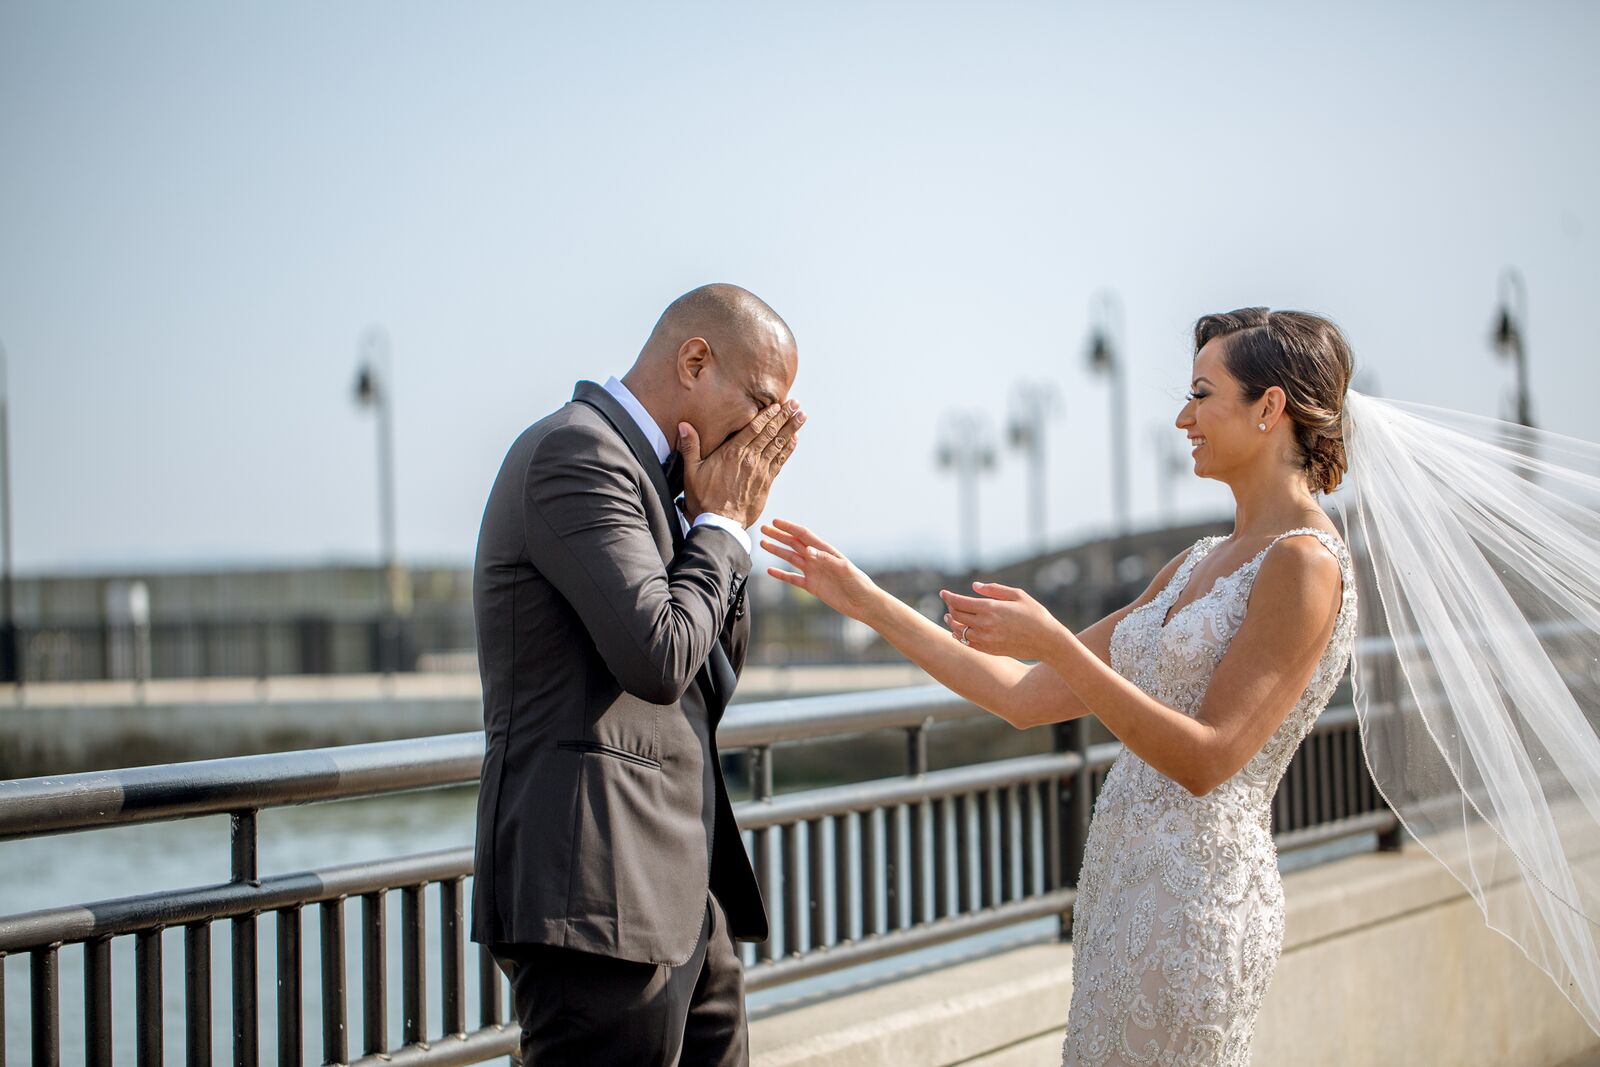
[0,340,16,688]
[936,411,997,573]
[1007,382,1061,553]
[354,328,401,676]
[1491,268,1533,428]
[1087,291,1131,534]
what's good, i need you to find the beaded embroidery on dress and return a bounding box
[1060,528,1357,1067]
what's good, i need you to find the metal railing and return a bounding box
[0,666,1402,1064]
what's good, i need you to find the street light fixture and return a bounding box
[936,411,997,573]
[1007,381,1061,553]
[1086,291,1131,534]
[1491,267,1533,427]
[354,328,402,676]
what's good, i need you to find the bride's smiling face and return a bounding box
[1176,337,1270,481]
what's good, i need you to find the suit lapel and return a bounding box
[571,381,735,712]
[572,381,684,556]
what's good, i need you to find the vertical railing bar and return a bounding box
[477,945,501,1029]
[83,937,111,1067]
[320,898,348,1065]
[998,786,1015,903]
[956,793,974,914]
[362,891,388,1056]
[909,799,928,926]
[1318,732,1334,826]
[232,913,259,1067]
[1344,726,1356,819]
[807,818,827,950]
[782,823,803,956]
[751,746,775,963]
[1331,725,1348,820]
[135,929,163,1067]
[1007,785,1024,903]
[31,944,59,1067]
[931,797,949,919]
[401,884,426,1045]
[833,813,854,944]
[753,827,774,962]
[974,790,992,909]
[906,722,929,926]
[860,807,881,937]
[1019,784,1038,898]
[185,923,212,1067]
[441,878,466,1036]
[885,804,903,931]
[231,810,260,1067]
[277,906,303,1067]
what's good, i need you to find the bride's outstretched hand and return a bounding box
[939,583,1064,661]
[760,519,880,621]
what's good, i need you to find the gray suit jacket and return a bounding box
[470,380,768,966]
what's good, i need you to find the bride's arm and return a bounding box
[759,519,1189,729]
[943,536,1343,795]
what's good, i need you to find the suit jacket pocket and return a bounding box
[556,739,662,770]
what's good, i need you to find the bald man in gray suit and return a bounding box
[471,284,802,1065]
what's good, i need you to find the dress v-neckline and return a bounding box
[1158,528,1340,630]
[1159,538,1259,629]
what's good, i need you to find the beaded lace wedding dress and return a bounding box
[1060,527,1358,1067]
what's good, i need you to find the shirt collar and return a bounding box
[602,376,672,465]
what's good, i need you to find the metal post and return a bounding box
[0,341,17,688]
[1008,383,1061,552]
[1054,717,1092,938]
[356,329,401,676]
[1492,268,1533,428]
[1088,292,1131,533]
[936,412,997,573]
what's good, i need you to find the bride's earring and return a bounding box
[1258,422,1267,432]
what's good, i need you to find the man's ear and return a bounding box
[676,337,711,387]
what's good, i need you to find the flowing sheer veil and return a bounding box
[1334,389,1600,1034]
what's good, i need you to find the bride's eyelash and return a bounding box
[1185,390,1210,401]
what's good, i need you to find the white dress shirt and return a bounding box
[602,377,753,554]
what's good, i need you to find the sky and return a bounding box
[2,1,1597,575]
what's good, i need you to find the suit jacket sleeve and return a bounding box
[522,422,750,705]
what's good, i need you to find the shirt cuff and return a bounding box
[691,512,753,554]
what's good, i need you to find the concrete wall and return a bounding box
[750,843,1600,1067]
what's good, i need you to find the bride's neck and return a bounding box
[1226,462,1323,539]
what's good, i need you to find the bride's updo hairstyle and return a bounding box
[1193,308,1355,494]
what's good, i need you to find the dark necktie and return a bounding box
[662,451,684,500]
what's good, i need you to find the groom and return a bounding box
[471,283,802,1065]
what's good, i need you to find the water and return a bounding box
[2,789,1382,1062]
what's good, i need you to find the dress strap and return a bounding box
[1246,527,1354,595]
[1264,526,1349,569]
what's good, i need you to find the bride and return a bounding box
[760,306,1600,1064]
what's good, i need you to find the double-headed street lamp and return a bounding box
[1492,268,1533,428]
[354,328,402,676]
[1007,382,1061,553]
[1086,291,1131,534]
[936,411,997,573]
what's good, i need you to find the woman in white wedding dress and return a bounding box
[760,308,1358,1066]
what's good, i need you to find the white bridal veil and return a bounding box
[1335,389,1600,1034]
